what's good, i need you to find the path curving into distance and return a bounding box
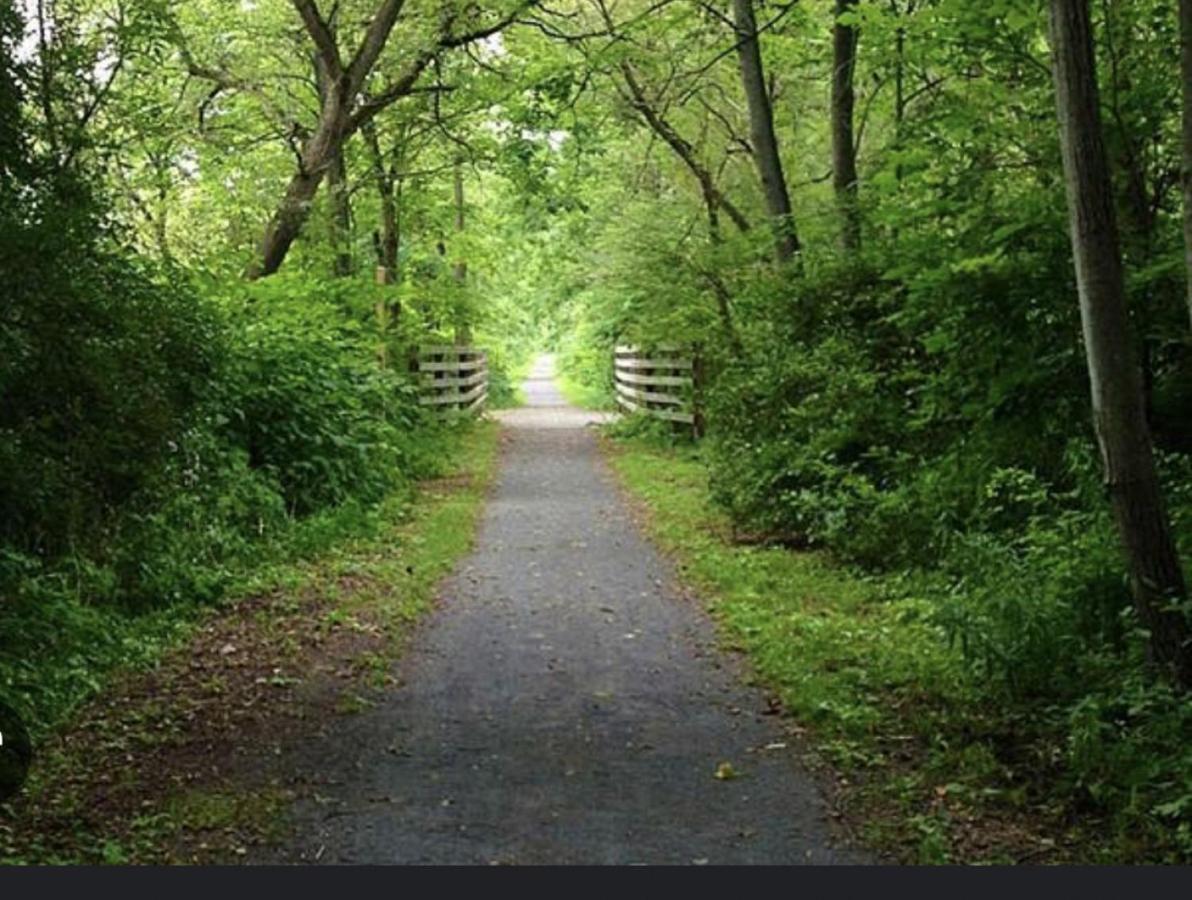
[274,354,869,864]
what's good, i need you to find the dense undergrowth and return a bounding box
[560,239,1192,858]
[1,421,501,865]
[545,10,1192,851]
[6,0,1192,867]
[0,178,518,743]
[605,426,1192,863]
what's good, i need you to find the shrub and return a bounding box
[0,219,221,558]
[218,297,426,516]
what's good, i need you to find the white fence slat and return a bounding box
[415,345,488,416]
[613,345,698,429]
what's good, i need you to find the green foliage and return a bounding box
[5,0,1192,865]
[0,216,221,559]
[218,286,428,515]
[540,0,1192,861]
[611,436,1192,863]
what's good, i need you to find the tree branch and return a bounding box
[346,3,533,133]
[292,0,344,78]
[345,0,406,92]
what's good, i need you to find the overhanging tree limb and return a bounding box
[247,1,534,279]
[731,0,800,264]
[617,62,751,235]
[345,0,406,91]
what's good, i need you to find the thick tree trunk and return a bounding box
[1049,0,1191,687]
[243,0,520,279]
[247,53,348,280]
[1181,0,1192,327]
[730,0,799,264]
[328,145,354,277]
[831,0,861,252]
[246,164,328,279]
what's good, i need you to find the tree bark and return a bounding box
[893,1,907,187]
[246,163,328,280]
[452,157,467,286]
[362,118,400,281]
[1181,0,1192,327]
[328,145,354,277]
[730,0,800,264]
[240,2,525,279]
[698,181,744,357]
[452,158,471,345]
[247,34,349,280]
[1048,0,1191,687]
[612,58,745,355]
[831,0,861,252]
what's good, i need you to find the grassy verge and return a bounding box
[0,423,491,743]
[601,433,1155,864]
[556,372,612,411]
[0,420,501,864]
[486,349,534,409]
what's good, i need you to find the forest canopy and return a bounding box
[1,0,1192,864]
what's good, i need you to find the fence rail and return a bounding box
[614,345,699,430]
[415,345,488,415]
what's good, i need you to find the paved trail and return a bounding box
[276,355,867,864]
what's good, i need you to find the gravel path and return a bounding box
[276,355,868,864]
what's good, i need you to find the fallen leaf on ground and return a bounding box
[714,761,739,781]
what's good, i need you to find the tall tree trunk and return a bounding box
[361,118,399,282]
[1181,0,1192,327]
[452,157,467,286]
[452,158,471,345]
[892,1,907,186]
[699,185,744,357]
[831,0,861,252]
[378,174,401,280]
[731,0,799,264]
[328,145,354,277]
[1048,0,1191,687]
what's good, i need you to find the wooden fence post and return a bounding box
[413,345,489,416]
[692,344,705,439]
[613,345,698,432]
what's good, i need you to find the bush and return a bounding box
[218,296,427,516]
[108,427,287,607]
[0,211,221,558]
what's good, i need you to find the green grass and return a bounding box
[556,372,613,410]
[310,420,502,641]
[1,420,502,864]
[0,422,499,743]
[602,435,1087,864]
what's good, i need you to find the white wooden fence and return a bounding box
[415,346,488,415]
[614,345,699,430]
